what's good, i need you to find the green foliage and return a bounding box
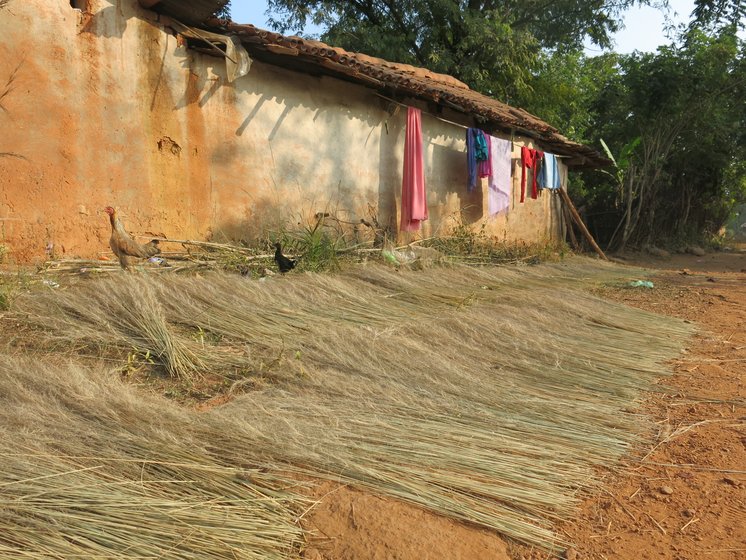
[212,249,257,277]
[278,216,341,273]
[0,271,29,312]
[519,50,620,141]
[123,347,156,377]
[266,0,646,100]
[444,212,489,255]
[600,137,640,175]
[512,27,746,249]
[0,290,10,312]
[692,0,746,32]
[294,230,339,273]
[578,29,746,248]
[595,135,640,218]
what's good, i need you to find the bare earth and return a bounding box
[301,248,746,560]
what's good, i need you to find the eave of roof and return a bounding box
[139,0,228,27]
[174,13,608,169]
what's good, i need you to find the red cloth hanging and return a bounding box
[400,107,428,231]
[520,147,544,202]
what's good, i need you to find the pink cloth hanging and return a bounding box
[488,136,512,216]
[400,107,428,232]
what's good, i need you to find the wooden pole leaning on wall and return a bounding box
[558,187,609,261]
[561,198,580,251]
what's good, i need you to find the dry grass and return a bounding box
[0,355,304,559]
[2,258,693,552]
[13,278,205,381]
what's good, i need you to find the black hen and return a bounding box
[274,242,296,273]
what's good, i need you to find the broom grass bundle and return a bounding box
[3,258,693,551]
[12,277,229,381]
[0,355,304,559]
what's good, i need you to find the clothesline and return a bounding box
[396,95,568,233]
[374,92,570,158]
[375,92,473,131]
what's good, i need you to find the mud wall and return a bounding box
[0,0,563,264]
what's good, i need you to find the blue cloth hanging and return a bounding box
[537,153,561,190]
[467,128,489,192]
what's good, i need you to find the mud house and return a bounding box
[0,0,608,263]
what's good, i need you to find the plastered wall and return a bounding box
[0,0,563,264]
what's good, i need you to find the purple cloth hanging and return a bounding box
[488,136,512,216]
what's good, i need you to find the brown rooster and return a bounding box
[104,206,161,270]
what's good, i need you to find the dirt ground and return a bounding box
[300,247,746,560]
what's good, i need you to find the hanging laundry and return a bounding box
[466,129,477,192]
[520,147,544,202]
[538,153,561,190]
[400,106,428,232]
[532,149,544,199]
[474,129,488,160]
[478,132,492,179]
[488,136,511,216]
[466,128,489,191]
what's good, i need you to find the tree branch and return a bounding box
[378,0,426,63]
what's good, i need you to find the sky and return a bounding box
[229,0,700,55]
[586,0,696,54]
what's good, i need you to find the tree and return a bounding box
[582,30,746,248]
[518,49,621,143]
[266,0,650,100]
[692,0,746,31]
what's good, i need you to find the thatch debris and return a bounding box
[40,222,573,277]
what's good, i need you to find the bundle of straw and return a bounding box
[14,278,216,381]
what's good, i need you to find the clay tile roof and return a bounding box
[204,20,609,168]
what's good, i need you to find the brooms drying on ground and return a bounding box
[2,259,693,552]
